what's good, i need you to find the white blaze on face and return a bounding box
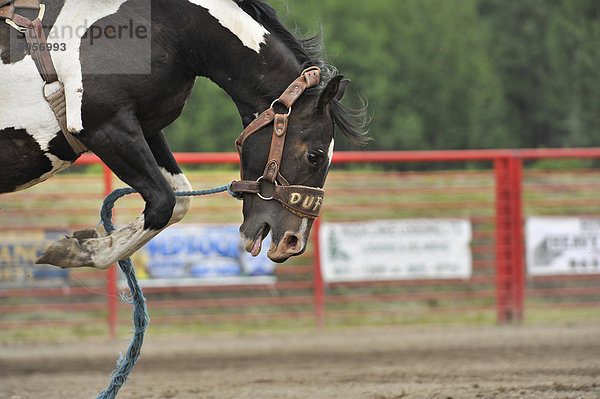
[327,138,335,167]
[299,217,308,239]
[187,0,269,53]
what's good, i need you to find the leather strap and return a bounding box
[277,67,321,108]
[230,67,327,218]
[263,113,288,182]
[0,0,40,20]
[44,82,89,154]
[229,180,325,219]
[15,15,59,83]
[235,107,275,154]
[235,67,321,181]
[235,66,322,152]
[0,4,15,18]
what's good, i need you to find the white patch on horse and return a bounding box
[0,58,72,183]
[15,154,72,192]
[49,0,129,132]
[327,138,335,167]
[0,0,128,177]
[159,167,193,224]
[296,217,309,254]
[298,217,308,239]
[187,0,269,52]
[0,58,61,147]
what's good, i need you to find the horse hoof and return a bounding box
[72,228,105,240]
[36,229,105,268]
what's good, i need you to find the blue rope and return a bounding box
[96,183,237,399]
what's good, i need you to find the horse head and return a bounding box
[235,71,351,262]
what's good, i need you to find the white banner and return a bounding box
[526,217,600,276]
[319,219,472,283]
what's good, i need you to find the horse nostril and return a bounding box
[283,233,300,251]
[286,234,299,248]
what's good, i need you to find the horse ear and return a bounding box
[318,75,345,109]
[335,79,351,102]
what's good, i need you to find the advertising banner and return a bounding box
[526,217,600,276]
[134,224,276,285]
[0,231,69,289]
[319,219,472,283]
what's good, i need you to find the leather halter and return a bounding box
[1,1,88,155]
[230,67,326,219]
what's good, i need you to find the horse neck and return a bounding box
[169,1,304,125]
[205,38,303,125]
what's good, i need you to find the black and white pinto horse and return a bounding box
[0,0,367,269]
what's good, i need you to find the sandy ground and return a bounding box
[1,322,599,399]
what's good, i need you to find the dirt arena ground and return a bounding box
[1,322,599,399]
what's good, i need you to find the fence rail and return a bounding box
[1,149,600,335]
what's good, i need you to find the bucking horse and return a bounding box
[0,0,368,270]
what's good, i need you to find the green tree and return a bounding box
[479,0,600,148]
[286,0,509,150]
[164,0,600,153]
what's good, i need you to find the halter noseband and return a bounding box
[230,67,325,219]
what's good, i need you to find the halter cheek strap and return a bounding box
[231,66,326,219]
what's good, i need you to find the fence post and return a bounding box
[103,165,118,338]
[313,218,325,330]
[508,156,525,321]
[494,155,524,323]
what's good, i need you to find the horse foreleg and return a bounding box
[37,120,191,269]
[146,131,193,226]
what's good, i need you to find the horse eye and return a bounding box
[307,151,323,166]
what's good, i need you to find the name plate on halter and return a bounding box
[288,191,323,213]
[319,219,472,283]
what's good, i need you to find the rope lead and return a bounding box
[96,183,238,399]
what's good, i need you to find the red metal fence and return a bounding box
[1,149,600,335]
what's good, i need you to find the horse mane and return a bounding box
[234,0,370,145]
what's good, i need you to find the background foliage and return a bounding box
[164,0,600,152]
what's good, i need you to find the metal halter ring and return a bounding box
[270,99,292,117]
[256,176,278,201]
